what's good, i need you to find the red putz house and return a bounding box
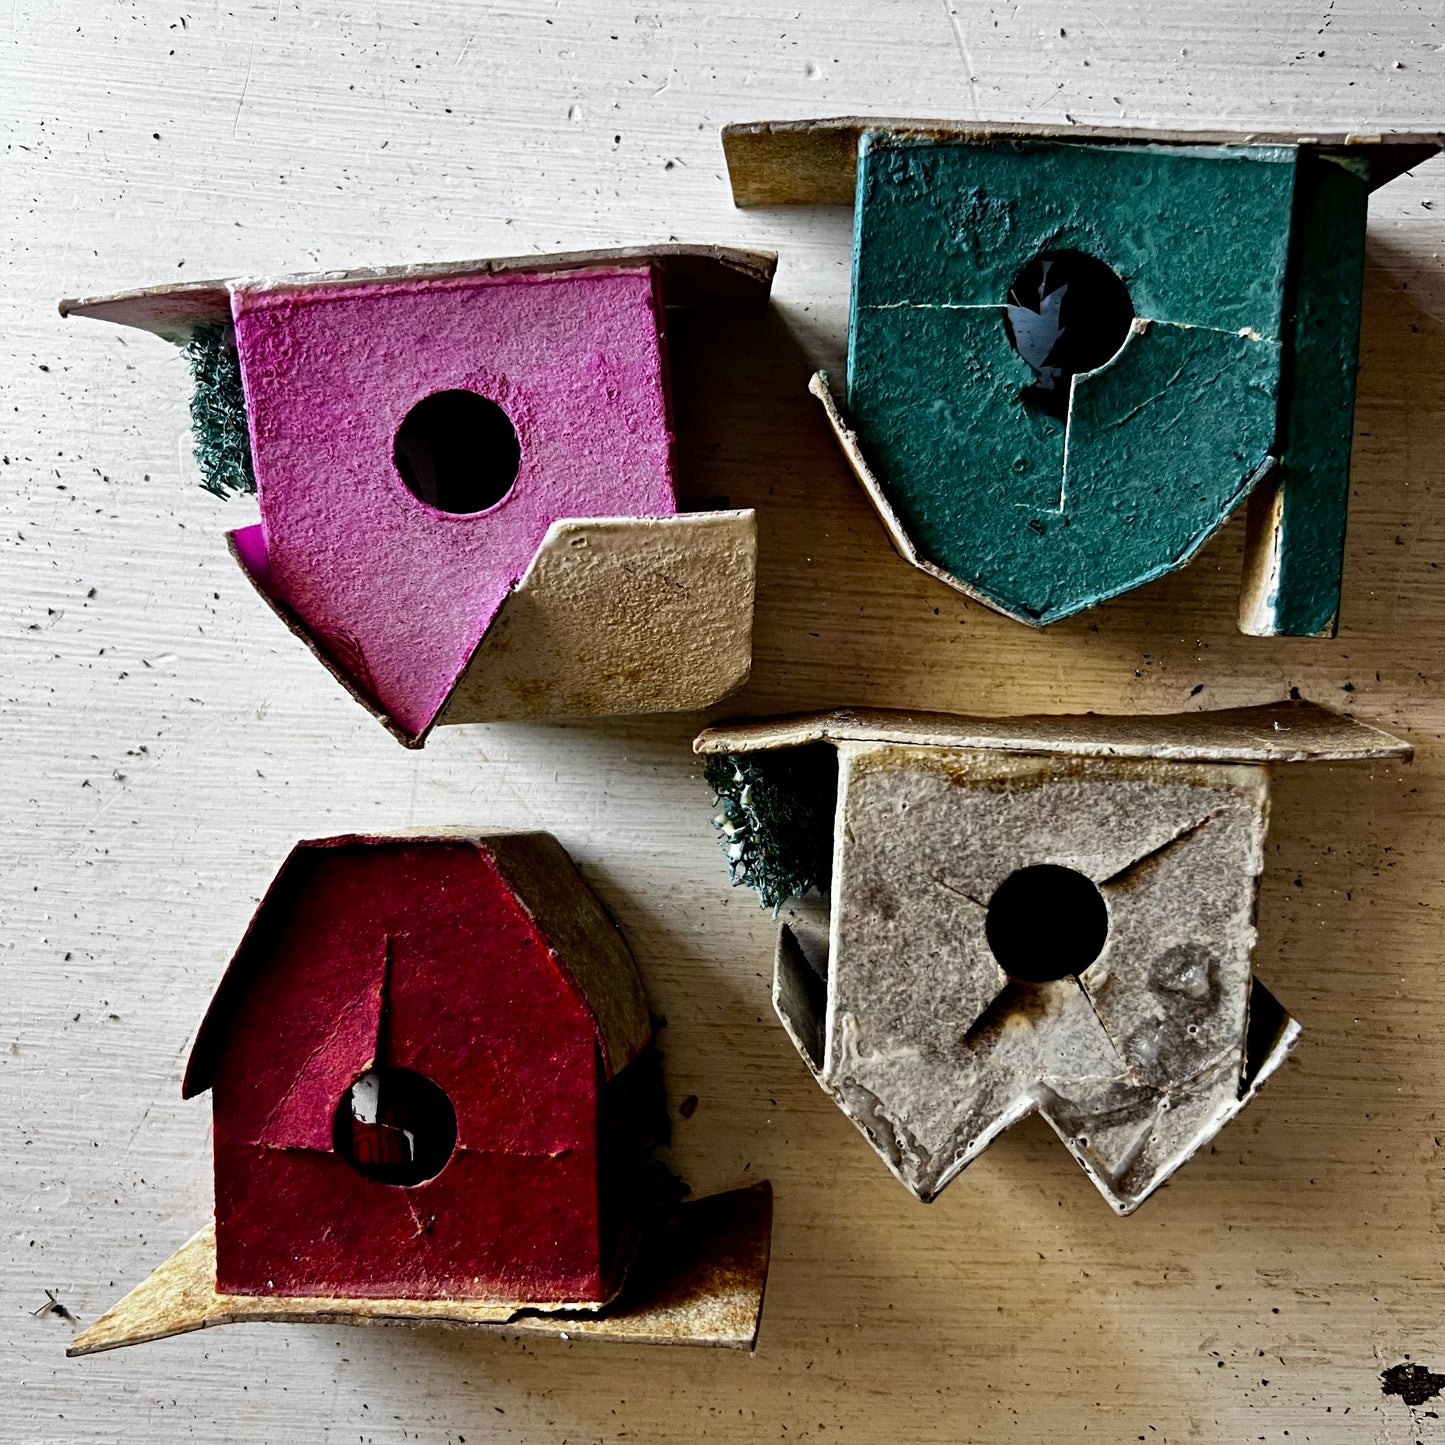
[181,833,656,1305]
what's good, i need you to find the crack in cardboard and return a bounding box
[251,987,379,1147]
[1097,810,1220,886]
[1073,976,1143,1082]
[958,977,1029,1047]
[858,307,1279,343]
[404,1192,430,1239]
[928,873,987,908]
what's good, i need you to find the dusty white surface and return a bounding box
[3,3,1444,1441]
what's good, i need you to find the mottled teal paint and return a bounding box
[1245,150,1370,637]
[847,136,1298,624]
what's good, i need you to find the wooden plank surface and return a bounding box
[3,2,1443,1441]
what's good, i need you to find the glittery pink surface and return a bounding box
[231,266,677,738]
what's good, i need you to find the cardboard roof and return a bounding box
[693,699,1412,765]
[182,833,652,1099]
[59,242,777,344]
[721,116,1445,206]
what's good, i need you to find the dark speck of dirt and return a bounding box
[1382,1362,1445,1407]
[678,1094,699,1120]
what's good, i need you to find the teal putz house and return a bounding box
[725,119,1442,635]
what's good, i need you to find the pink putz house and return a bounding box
[61,245,772,745]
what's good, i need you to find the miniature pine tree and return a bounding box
[704,746,838,912]
[186,324,256,498]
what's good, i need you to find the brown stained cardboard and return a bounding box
[720,117,1443,207]
[67,1183,773,1355]
[695,703,1410,1213]
[436,511,757,730]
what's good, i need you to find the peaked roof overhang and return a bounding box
[721,116,1444,207]
[694,698,1413,766]
[181,832,651,1100]
[60,242,777,344]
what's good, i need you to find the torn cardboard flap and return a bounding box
[697,702,1409,1213]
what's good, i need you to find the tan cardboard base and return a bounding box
[68,1183,772,1356]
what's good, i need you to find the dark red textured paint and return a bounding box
[200,840,639,1302]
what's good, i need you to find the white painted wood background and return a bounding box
[4,3,1444,1440]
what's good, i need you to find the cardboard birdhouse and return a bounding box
[695,701,1409,1213]
[61,245,774,744]
[723,118,1444,635]
[69,834,771,1355]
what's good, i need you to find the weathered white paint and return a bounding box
[4,2,1445,1441]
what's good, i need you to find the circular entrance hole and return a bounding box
[1003,250,1134,420]
[393,389,521,514]
[985,864,1108,983]
[332,1066,458,1186]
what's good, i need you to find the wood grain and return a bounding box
[3,2,1444,1441]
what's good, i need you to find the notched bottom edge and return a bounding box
[770,904,1304,1215]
